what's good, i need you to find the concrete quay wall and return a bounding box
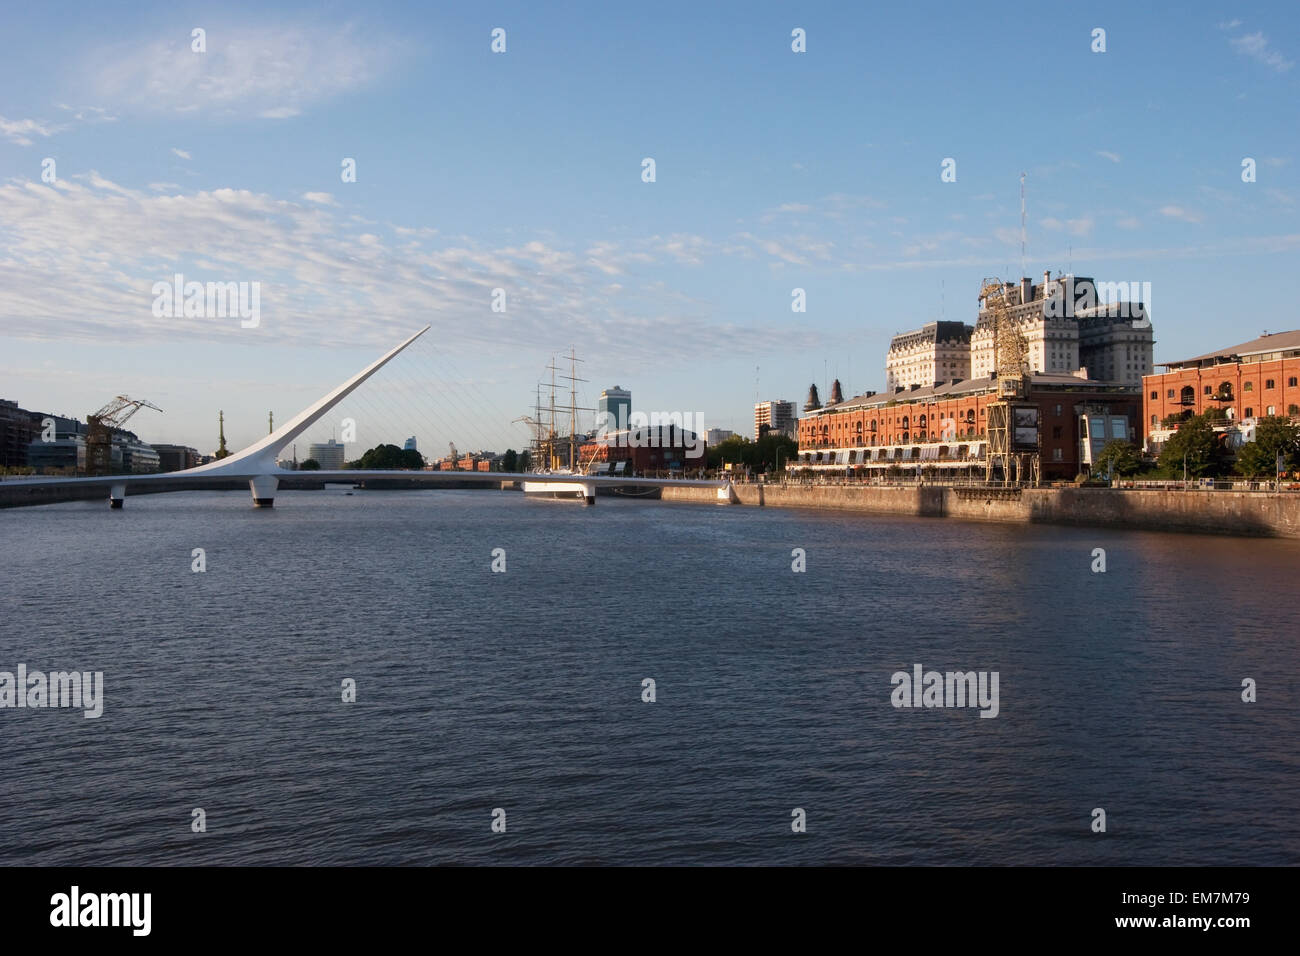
[660,483,1300,538]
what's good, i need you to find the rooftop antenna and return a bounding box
[1019,171,1027,277]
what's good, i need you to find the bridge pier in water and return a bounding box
[109,483,126,509]
[581,481,595,506]
[250,475,279,508]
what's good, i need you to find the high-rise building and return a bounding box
[970,273,1153,385]
[598,386,631,431]
[403,436,418,451]
[152,444,200,472]
[0,399,38,468]
[755,400,795,438]
[706,428,735,445]
[886,321,973,390]
[307,439,346,469]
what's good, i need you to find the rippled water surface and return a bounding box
[1,489,1297,865]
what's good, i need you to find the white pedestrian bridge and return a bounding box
[3,327,729,508]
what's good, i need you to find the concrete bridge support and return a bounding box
[580,481,596,506]
[250,475,279,508]
[109,483,126,509]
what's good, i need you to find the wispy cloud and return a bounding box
[1095,150,1122,164]
[0,176,789,360]
[170,147,192,160]
[1228,31,1294,72]
[86,21,403,118]
[1159,205,1204,224]
[0,115,62,146]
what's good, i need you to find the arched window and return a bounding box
[1217,382,1233,401]
[1180,385,1194,405]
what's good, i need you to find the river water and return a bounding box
[1,488,1297,865]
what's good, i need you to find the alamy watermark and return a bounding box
[594,409,705,458]
[152,273,260,328]
[1043,275,1151,328]
[1,664,103,718]
[891,664,999,718]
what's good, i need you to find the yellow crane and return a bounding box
[979,279,1037,485]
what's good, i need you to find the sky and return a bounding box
[1,1,1297,456]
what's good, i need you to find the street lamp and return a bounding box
[1183,451,1188,489]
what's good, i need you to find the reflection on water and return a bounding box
[1,489,1297,865]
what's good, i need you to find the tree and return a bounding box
[753,432,798,473]
[707,435,750,470]
[518,450,532,473]
[348,444,426,469]
[502,448,518,472]
[299,458,321,471]
[1094,440,1141,478]
[1157,414,1224,478]
[1235,415,1300,478]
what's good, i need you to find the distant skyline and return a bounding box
[2,2,1298,455]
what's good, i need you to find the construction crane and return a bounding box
[979,280,1038,486]
[86,395,162,476]
[448,441,459,468]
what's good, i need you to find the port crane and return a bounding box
[979,279,1038,486]
[86,395,162,476]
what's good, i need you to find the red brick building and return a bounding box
[579,425,706,475]
[1142,330,1300,450]
[796,373,1140,480]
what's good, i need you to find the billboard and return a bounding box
[1012,405,1039,450]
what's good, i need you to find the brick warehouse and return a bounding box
[797,373,1140,480]
[1143,330,1300,451]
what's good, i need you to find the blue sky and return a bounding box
[1,1,1297,455]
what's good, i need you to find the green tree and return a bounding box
[299,458,321,471]
[1094,440,1141,478]
[502,448,518,472]
[1235,416,1300,478]
[753,433,798,473]
[348,444,426,469]
[1157,414,1223,478]
[707,435,750,470]
[518,449,532,472]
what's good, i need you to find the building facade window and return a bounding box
[1266,379,1276,389]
